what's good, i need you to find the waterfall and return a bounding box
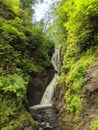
[40,46,61,105]
[40,74,59,105]
[29,46,61,130]
[51,46,61,74]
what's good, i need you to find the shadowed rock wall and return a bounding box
[27,68,54,106]
[56,58,98,130]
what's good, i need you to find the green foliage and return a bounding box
[91,120,98,130]
[65,0,98,50]
[0,0,53,129]
[66,48,95,86]
[54,0,98,51]
[0,74,26,98]
[0,95,24,129]
[61,46,98,113]
[64,90,82,113]
[0,8,53,75]
[0,74,27,129]
[53,0,98,114]
[1,22,26,43]
[20,0,36,8]
[1,0,20,15]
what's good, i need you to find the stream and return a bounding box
[29,47,61,130]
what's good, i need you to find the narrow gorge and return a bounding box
[1,0,98,130]
[29,47,61,130]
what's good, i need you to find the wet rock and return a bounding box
[83,59,98,93]
[29,105,58,130]
[27,68,54,106]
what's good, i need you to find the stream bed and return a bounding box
[29,104,59,130]
[29,47,61,130]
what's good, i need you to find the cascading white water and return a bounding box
[40,74,59,105]
[40,46,61,105]
[29,46,61,130]
[51,46,61,74]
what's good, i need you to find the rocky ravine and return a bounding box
[27,68,54,107]
[57,58,98,130]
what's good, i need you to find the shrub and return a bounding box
[64,90,82,113]
[61,46,98,113]
[91,120,98,130]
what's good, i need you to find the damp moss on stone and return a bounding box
[60,45,98,114]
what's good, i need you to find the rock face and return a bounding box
[57,59,98,130]
[77,59,98,130]
[27,68,54,106]
[28,46,61,130]
[83,59,98,92]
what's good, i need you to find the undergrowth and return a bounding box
[60,45,98,113]
[91,119,98,130]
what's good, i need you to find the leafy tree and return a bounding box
[51,0,98,115]
[0,0,54,129]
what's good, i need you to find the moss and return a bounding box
[60,45,98,113]
[53,0,98,129]
[0,1,54,129]
[1,111,38,130]
[91,119,98,130]
[64,90,82,113]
